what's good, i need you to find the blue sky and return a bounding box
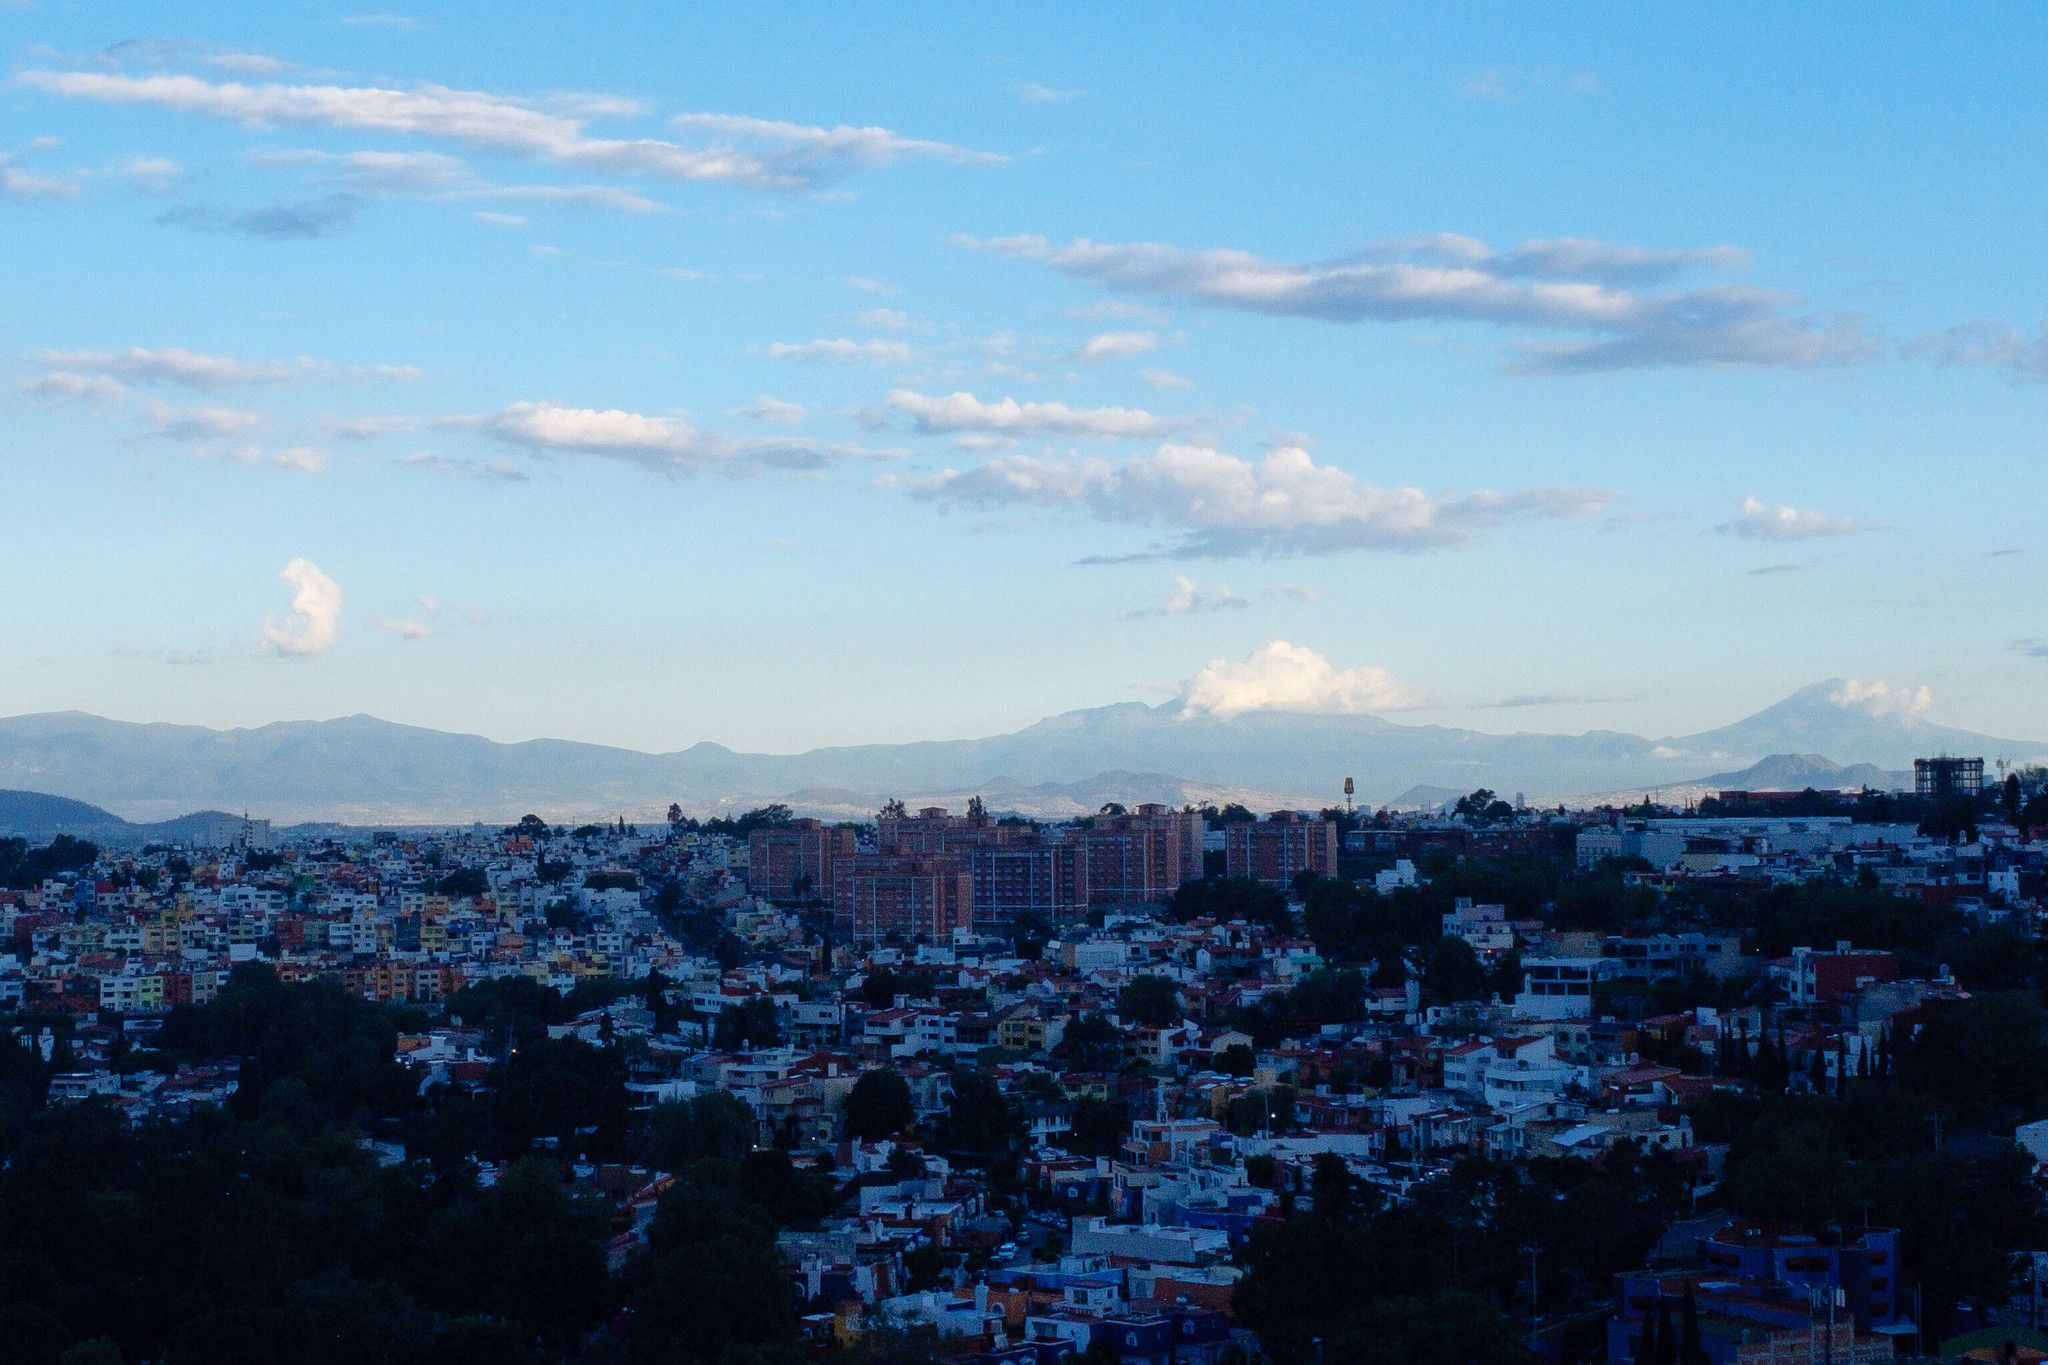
[2,2,2044,753]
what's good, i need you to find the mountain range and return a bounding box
[0,681,2037,826]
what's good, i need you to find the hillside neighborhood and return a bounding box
[4,759,2048,1363]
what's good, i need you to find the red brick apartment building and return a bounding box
[1223,811,1339,887]
[748,820,857,903]
[831,853,973,945]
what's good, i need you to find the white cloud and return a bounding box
[1141,368,1193,391]
[766,338,914,365]
[1178,641,1426,718]
[34,345,417,390]
[888,388,1188,439]
[375,616,432,640]
[911,440,1613,557]
[480,400,825,475]
[1070,329,1158,362]
[741,396,806,424]
[1717,495,1865,542]
[22,70,999,193]
[845,276,895,295]
[473,209,528,227]
[1828,679,1933,719]
[959,232,1874,373]
[417,594,439,615]
[340,14,421,29]
[263,558,342,656]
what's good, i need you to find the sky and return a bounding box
[2,2,2044,754]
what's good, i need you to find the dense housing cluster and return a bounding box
[3,766,2048,1364]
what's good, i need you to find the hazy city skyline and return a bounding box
[5,3,2044,752]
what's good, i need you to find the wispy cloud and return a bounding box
[1018,82,1084,104]
[1069,329,1158,363]
[910,440,1614,557]
[479,400,827,475]
[401,451,528,482]
[889,389,1190,439]
[960,232,1876,374]
[1716,495,1865,542]
[34,345,417,390]
[1,163,81,199]
[1904,321,2048,382]
[739,396,806,425]
[1475,690,1639,709]
[21,69,1002,194]
[766,337,915,365]
[1457,68,1601,101]
[140,399,268,440]
[157,192,358,239]
[2012,638,2048,660]
[1124,575,1247,619]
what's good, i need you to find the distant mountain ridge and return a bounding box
[0,681,2038,825]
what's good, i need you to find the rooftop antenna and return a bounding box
[1343,777,1355,818]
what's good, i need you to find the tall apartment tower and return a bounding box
[1223,810,1339,888]
[747,820,857,903]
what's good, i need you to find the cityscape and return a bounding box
[4,4,2047,1365]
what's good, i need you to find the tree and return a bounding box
[646,1090,757,1168]
[1424,937,1489,1003]
[879,798,907,821]
[1116,975,1181,1028]
[842,1069,914,1141]
[1067,1097,1130,1158]
[715,998,782,1051]
[1056,1013,1125,1072]
[966,795,987,820]
[1169,878,1291,930]
[939,1070,1022,1173]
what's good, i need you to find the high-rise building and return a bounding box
[1914,755,1984,800]
[1064,804,1204,907]
[831,852,973,945]
[747,820,857,903]
[1223,811,1338,888]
